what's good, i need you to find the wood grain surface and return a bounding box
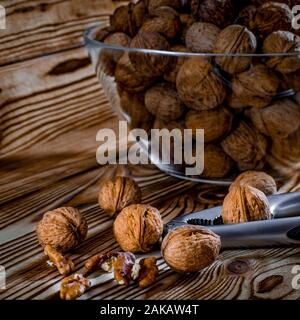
[1,0,300,300]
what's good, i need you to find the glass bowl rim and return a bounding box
[84,25,300,58]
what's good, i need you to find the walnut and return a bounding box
[129,31,172,77]
[161,225,221,273]
[222,185,272,224]
[44,245,75,275]
[103,32,131,63]
[145,82,185,121]
[271,127,300,163]
[230,171,277,196]
[251,2,293,39]
[283,69,300,91]
[36,207,88,253]
[201,144,234,178]
[145,0,184,13]
[248,99,300,139]
[113,204,163,253]
[176,57,226,111]
[185,22,220,53]
[164,44,187,83]
[98,176,142,217]
[221,121,268,171]
[180,13,197,42]
[214,24,257,74]
[185,107,233,142]
[60,274,91,300]
[85,251,118,273]
[234,5,257,29]
[131,257,159,288]
[115,52,156,93]
[140,6,181,40]
[232,64,280,108]
[191,0,235,28]
[110,1,147,37]
[113,252,136,285]
[120,91,154,128]
[263,31,300,74]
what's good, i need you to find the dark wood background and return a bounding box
[1,0,300,300]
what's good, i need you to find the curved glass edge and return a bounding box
[84,25,300,58]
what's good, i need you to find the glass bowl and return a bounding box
[84,24,300,186]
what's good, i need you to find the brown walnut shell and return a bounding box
[222,185,272,224]
[176,57,226,111]
[145,82,185,121]
[113,204,163,253]
[248,98,300,139]
[115,52,156,93]
[191,0,235,28]
[140,6,181,40]
[129,31,172,77]
[201,144,234,178]
[234,5,257,29]
[185,107,233,142]
[164,44,187,83]
[251,2,293,39]
[263,31,300,74]
[221,121,268,171]
[98,176,142,217]
[36,207,88,253]
[186,22,220,53]
[230,171,277,196]
[161,225,221,273]
[180,13,197,42]
[145,0,183,13]
[214,24,257,74]
[110,1,147,37]
[232,64,280,108]
[103,32,131,63]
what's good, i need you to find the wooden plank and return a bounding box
[0,0,128,66]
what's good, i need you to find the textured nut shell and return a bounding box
[98,176,142,217]
[129,31,171,77]
[248,99,300,139]
[140,6,181,40]
[235,5,257,29]
[185,107,233,142]
[185,22,220,53]
[164,45,187,83]
[221,121,267,171]
[113,204,163,252]
[222,185,272,224]
[263,31,300,74]
[191,0,234,28]
[36,207,88,253]
[214,25,257,74]
[146,0,183,13]
[251,2,293,38]
[145,82,185,121]
[103,32,131,63]
[230,171,277,196]
[201,144,234,178]
[161,225,221,273]
[115,52,155,93]
[232,64,279,108]
[180,13,197,42]
[176,57,226,111]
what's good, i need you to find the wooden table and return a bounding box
[1,0,300,300]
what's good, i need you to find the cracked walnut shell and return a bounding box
[232,64,280,108]
[113,204,163,253]
[145,82,185,121]
[248,99,300,139]
[221,121,268,171]
[263,31,300,74]
[176,57,226,111]
[161,225,221,273]
[214,24,257,74]
[98,176,142,217]
[129,31,172,77]
[222,184,272,224]
[185,107,233,142]
[36,207,88,253]
[230,171,277,196]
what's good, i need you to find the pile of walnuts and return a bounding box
[98,0,300,178]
